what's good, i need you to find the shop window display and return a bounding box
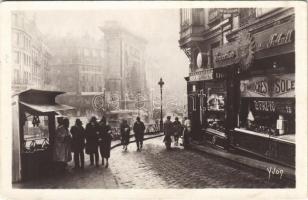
[239,98,295,136]
[205,82,226,133]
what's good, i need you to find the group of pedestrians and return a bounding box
[120,116,146,152]
[163,116,191,150]
[52,116,112,171]
[52,114,191,172]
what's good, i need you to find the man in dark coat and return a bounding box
[70,119,85,169]
[120,119,131,151]
[85,116,99,167]
[133,117,145,151]
[98,117,112,168]
[163,116,173,150]
[173,117,182,146]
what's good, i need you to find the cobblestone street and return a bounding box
[15,136,294,189]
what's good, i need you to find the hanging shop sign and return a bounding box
[213,41,239,68]
[189,69,214,82]
[251,99,294,114]
[240,74,295,98]
[254,20,294,59]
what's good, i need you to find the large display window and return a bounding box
[205,81,226,133]
[239,98,295,135]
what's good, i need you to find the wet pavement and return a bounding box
[14,136,294,188]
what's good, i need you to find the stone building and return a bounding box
[11,11,51,92]
[47,34,105,116]
[179,8,295,167]
[100,21,149,111]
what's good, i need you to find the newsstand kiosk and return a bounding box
[12,89,74,182]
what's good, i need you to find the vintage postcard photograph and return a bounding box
[0,1,307,200]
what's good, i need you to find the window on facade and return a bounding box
[205,82,226,131]
[12,13,18,26]
[239,98,295,135]
[181,8,192,28]
[13,51,20,64]
[222,30,231,44]
[90,86,94,92]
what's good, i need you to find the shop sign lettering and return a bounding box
[215,51,236,63]
[253,100,294,114]
[189,69,214,81]
[212,41,239,68]
[266,29,294,49]
[240,74,295,98]
[254,20,294,52]
[254,100,275,112]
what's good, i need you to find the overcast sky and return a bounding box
[28,10,189,102]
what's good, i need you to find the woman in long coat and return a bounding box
[53,118,72,172]
[98,117,112,168]
[85,116,99,167]
[120,119,130,151]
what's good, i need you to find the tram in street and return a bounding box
[12,89,74,182]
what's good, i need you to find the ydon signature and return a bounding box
[267,167,284,180]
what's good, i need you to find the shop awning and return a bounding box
[20,102,74,113]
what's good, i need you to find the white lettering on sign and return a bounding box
[241,74,295,98]
[189,69,214,81]
[254,100,275,112]
[215,50,236,62]
[267,29,294,48]
[273,78,295,95]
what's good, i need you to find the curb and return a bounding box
[111,133,164,150]
[189,143,295,181]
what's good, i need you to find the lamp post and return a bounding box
[137,90,141,117]
[158,77,164,131]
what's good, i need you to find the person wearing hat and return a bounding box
[120,119,131,151]
[133,116,145,151]
[98,117,112,168]
[85,116,99,167]
[173,117,182,146]
[53,118,72,173]
[70,119,85,169]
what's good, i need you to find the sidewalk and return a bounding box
[189,142,295,181]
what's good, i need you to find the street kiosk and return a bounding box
[12,89,74,182]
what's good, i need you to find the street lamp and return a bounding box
[137,90,141,117]
[158,77,164,131]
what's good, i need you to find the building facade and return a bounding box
[11,11,52,92]
[179,8,295,167]
[48,34,105,116]
[100,21,150,114]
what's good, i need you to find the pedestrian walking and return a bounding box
[133,117,145,151]
[70,119,85,169]
[98,117,112,168]
[85,116,99,167]
[163,116,173,150]
[53,118,72,173]
[120,119,131,151]
[173,117,182,146]
[183,117,192,149]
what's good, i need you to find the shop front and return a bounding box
[231,18,295,167]
[186,42,239,148]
